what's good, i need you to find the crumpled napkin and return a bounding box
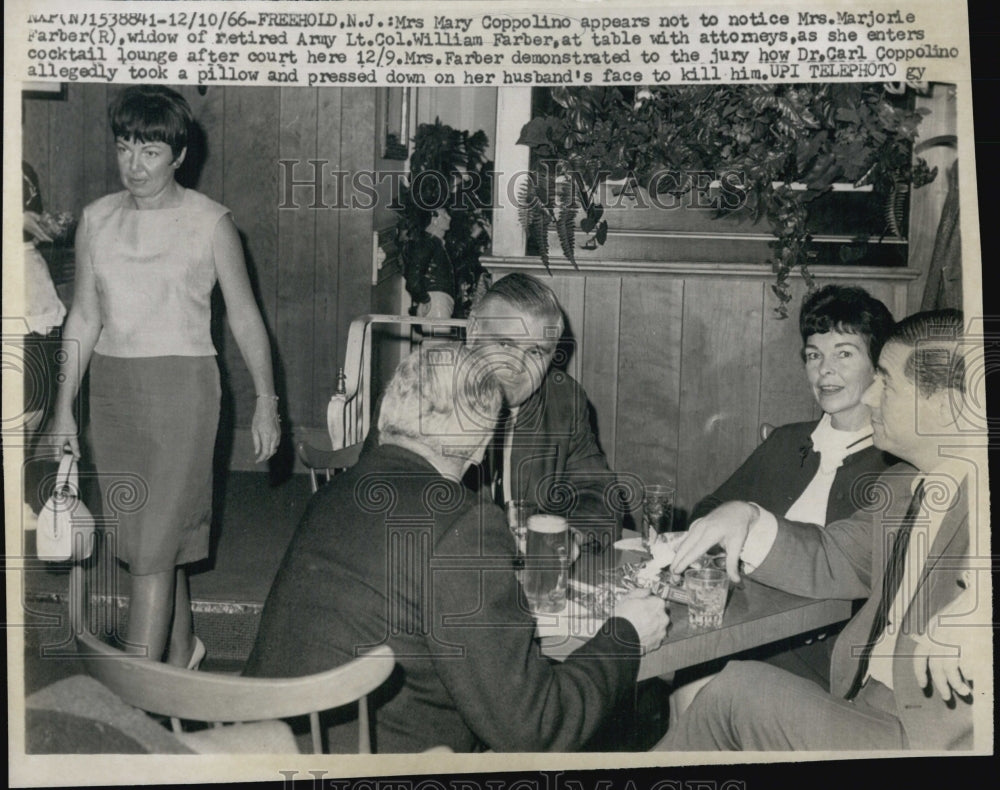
[636,532,686,583]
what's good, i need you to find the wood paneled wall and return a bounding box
[486,261,915,523]
[22,85,378,466]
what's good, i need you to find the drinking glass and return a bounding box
[684,567,729,629]
[642,483,676,546]
[523,514,569,614]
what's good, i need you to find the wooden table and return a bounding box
[632,578,851,680]
[541,539,853,682]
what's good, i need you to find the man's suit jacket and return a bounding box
[691,420,894,524]
[495,368,620,535]
[751,464,974,749]
[244,443,641,753]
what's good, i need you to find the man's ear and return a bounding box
[931,386,962,430]
[172,147,188,169]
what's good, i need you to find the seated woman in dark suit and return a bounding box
[679,285,896,692]
[692,284,896,527]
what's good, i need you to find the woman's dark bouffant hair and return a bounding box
[799,284,895,365]
[109,85,192,159]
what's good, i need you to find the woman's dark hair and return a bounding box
[109,85,192,159]
[799,285,895,365]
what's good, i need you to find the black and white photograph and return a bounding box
[3,0,993,784]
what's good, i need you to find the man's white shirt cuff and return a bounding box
[740,504,778,573]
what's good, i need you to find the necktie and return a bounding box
[490,407,510,507]
[845,479,925,700]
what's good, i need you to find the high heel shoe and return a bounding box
[186,635,206,671]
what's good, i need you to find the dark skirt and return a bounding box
[89,354,220,574]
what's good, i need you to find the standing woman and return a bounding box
[47,85,280,668]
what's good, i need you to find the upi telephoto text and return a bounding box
[20,4,963,86]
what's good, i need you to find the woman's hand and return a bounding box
[24,211,53,243]
[43,410,80,459]
[251,397,281,463]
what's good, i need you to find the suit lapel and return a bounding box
[901,479,968,635]
[830,469,915,696]
[869,471,919,589]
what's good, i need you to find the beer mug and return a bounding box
[523,514,569,614]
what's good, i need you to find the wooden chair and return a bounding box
[68,565,395,753]
[297,314,467,492]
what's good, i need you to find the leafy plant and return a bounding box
[517,84,936,316]
[396,119,493,317]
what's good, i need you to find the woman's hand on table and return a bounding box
[671,501,757,582]
[614,588,669,653]
[251,396,281,463]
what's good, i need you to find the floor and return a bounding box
[18,468,828,752]
[22,470,312,605]
[21,471,313,693]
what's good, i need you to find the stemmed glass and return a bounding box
[506,500,535,580]
[642,483,675,550]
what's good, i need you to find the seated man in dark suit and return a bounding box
[468,273,623,544]
[658,309,983,751]
[364,274,621,543]
[245,343,669,752]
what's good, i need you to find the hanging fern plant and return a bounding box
[517,83,936,316]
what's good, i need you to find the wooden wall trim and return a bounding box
[482,257,922,281]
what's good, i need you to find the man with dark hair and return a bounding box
[657,309,982,751]
[467,273,623,544]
